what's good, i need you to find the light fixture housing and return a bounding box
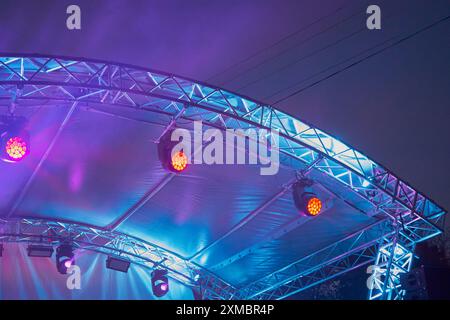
[293,180,323,216]
[304,193,322,216]
[157,129,188,173]
[27,244,54,258]
[106,256,131,273]
[0,116,30,163]
[151,269,169,297]
[56,244,74,274]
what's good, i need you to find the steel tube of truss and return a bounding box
[197,219,392,300]
[239,221,392,300]
[0,56,445,229]
[255,243,379,300]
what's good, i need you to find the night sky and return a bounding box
[1,1,449,230]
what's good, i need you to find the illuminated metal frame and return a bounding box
[0,217,202,285]
[198,219,393,300]
[367,228,416,300]
[0,54,446,299]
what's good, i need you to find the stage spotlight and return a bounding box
[0,116,30,163]
[151,269,169,297]
[157,130,188,173]
[27,244,54,257]
[305,195,322,216]
[293,180,323,216]
[56,244,74,274]
[106,256,130,273]
[171,150,188,172]
[5,136,28,161]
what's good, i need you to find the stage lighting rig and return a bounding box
[293,179,323,216]
[56,244,75,274]
[151,269,169,297]
[106,256,131,273]
[27,244,54,258]
[157,129,188,173]
[0,115,30,163]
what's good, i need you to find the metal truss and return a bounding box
[197,219,392,300]
[368,230,415,300]
[0,54,446,300]
[247,243,379,300]
[0,216,419,300]
[197,219,417,300]
[0,55,445,229]
[0,218,202,286]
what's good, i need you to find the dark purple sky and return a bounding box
[1,0,449,219]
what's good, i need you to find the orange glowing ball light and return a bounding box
[171,150,188,172]
[5,136,28,161]
[306,197,322,216]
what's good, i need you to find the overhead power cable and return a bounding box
[271,14,450,105]
[207,2,364,85]
[237,0,404,92]
[219,5,365,86]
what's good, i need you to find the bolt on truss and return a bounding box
[0,55,447,300]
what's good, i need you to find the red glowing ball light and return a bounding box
[306,197,322,216]
[5,136,28,161]
[171,150,188,172]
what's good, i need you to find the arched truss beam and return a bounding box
[0,55,445,239]
[0,55,446,300]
